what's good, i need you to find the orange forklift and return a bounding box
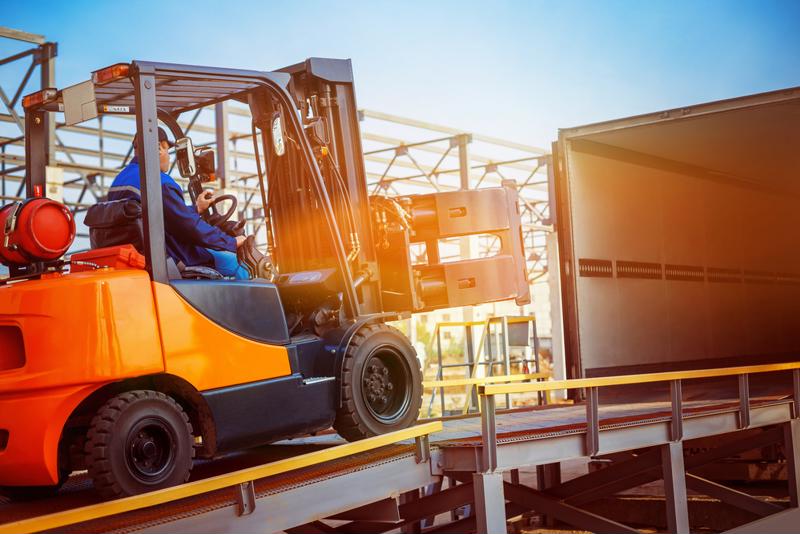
[0,59,530,500]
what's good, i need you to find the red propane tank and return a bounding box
[0,199,76,265]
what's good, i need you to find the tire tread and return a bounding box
[84,390,194,499]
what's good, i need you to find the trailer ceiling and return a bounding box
[564,94,800,194]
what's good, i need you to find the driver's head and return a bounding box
[133,127,175,173]
[158,139,170,173]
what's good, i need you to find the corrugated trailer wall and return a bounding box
[556,89,800,378]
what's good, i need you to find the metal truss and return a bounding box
[0,27,56,195]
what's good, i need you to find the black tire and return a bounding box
[334,323,423,441]
[84,390,194,499]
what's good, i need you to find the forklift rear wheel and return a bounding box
[85,390,195,499]
[334,323,422,441]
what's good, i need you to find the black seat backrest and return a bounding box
[85,199,226,281]
[84,199,144,252]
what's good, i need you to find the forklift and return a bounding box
[0,58,530,499]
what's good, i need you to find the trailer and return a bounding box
[553,86,800,382]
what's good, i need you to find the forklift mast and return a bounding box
[279,58,382,314]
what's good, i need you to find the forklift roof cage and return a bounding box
[23,61,362,318]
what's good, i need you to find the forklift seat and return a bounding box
[84,199,144,252]
[84,199,224,280]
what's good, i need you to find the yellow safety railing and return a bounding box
[479,362,800,396]
[0,421,443,534]
[476,361,800,472]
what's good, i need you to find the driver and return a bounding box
[108,127,250,279]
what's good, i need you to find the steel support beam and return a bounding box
[553,448,661,500]
[661,441,690,534]
[360,109,548,155]
[563,427,784,507]
[331,483,476,534]
[37,42,56,166]
[685,473,783,517]
[503,482,639,534]
[739,374,751,429]
[670,380,684,441]
[399,490,421,534]
[285,521,338,533]
[0,27,45,44]
[785,419,800,508]
[472,472,506,534]
[536,462,561,527]
[425,503,527,534]
[479,394,498,472]
[585,386,600,456]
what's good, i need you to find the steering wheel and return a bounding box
[201,193,247,235]
[203,194,237,225]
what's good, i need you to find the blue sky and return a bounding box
[3,0,799,147]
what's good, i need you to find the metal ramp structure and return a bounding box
[2,361,800,534]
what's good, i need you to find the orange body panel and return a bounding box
[152,282,291,392]
[0,270,163,485]
[0,270,163,392]
[0,384,102,485]
[0,271,292,487]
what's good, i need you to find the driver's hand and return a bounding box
[196,190,215,213]
[235,235,247,249]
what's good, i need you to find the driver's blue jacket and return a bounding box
[108,158,236,267]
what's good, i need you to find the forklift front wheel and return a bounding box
[334,323,422,441]
[85,390,195,499]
